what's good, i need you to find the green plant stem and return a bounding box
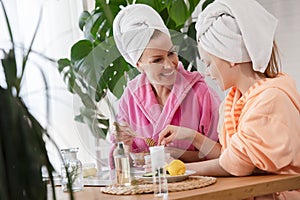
[19,6,43,96]
[0,0,14,46]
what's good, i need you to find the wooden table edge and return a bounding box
[168,174,300,200]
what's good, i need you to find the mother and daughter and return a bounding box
[111,0,300,199]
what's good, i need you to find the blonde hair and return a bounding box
[264,41,281,78]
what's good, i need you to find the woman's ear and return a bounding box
[229,62,237,67]
[136,62,144,73]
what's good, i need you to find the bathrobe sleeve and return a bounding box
[220,88,299,176]
[197,84,221,142]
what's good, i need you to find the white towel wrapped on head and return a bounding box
[113,4,170,67]
[196,0,278,73]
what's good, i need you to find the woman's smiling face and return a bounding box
[137,32,179,86]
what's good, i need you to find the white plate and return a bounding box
[135,170,196,183]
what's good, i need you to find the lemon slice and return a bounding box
[166,159,186,176]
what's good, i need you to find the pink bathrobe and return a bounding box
[111,63,220,159]
[219,74,300,199]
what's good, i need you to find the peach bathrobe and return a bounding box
[219,74,300,199]
[109,63,220,168]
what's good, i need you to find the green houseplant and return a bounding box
[0,1,74,199]
[58,0,214,140]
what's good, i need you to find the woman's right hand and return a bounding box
[158,125,197,146]
[112,121,135,146]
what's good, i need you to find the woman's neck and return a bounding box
[236,63,266,95]
[151,84,172,106]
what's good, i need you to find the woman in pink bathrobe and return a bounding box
[158,0,300,199]
[110,4,221,168]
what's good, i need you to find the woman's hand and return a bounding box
[158,125,197,146]
[112,121,135,146]
[158,125,222,160]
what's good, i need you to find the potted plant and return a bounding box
[0,1,74,199]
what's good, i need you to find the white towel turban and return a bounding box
[113,4,170,67]
[195,0,278,73]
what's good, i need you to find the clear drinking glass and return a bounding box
[60,147,83,192]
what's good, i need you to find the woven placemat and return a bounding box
[101,176,217,195]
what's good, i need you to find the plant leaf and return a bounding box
[202,0,215,10]
[88,0,126,43]
[91,37,135,99]
[0,87,55,199]
[167,0,189,27]
[83,11,103,41]
[71,40,93,61]
[57,58,71,72]
[187,0,201,15]
[136,0,167,12]
[75,106,109,139]
[1,49,17,91]
[171,29,198,70]
[79,10,91,31]
[96,57,130,99]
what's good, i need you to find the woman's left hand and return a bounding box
[158,125,197,146]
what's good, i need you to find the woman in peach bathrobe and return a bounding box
[158,0,300,199]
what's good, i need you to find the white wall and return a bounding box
[258,0,300,92]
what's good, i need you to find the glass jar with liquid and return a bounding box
[113,142,131,186]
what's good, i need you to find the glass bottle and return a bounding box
[60,147,83,192]
[113,142,131,186]
[150,146,168,199]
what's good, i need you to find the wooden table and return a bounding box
[50,174,300,200]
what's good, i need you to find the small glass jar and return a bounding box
[60,148,83,192]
